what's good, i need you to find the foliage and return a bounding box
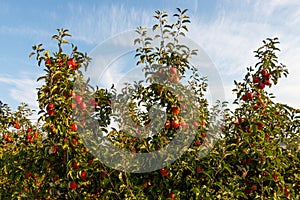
[0,8,299,199]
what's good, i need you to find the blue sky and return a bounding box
[1,0,300,119]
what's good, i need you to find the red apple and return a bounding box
[168,193,175,199]
[261,69,268,76]
[194,140,201,146]
[71,123,77,131]
[171,119,180,129]
[159,168,168,176]
[258,83,265,89]
[264,79,271,86]
[192,121,199,127]
[197,166,203,173]
[73,138,78,145]
[47,102,55,110]
[172,106,180,115]
[3,133,8,139]
[25,172,31,179]
[14,123,20,129]
[202,133,207,138]
[74,95,83,104]
[253,77,260,83]
[52,146,58,153]
[169,67,177,75]
[26,127,32,133]
[88,159,93,166]
[265,73,271,79]
[247,92,254,100]
[165,120,171,129]
[242,95,248,101]
[81,171,87,180]
[69,181,77,190]
[251,185,257,191]
[80,102,87,110]
[67,58,77,69]
[73,162,79,169]
[101,170,107,177]
[70,103,76,109]
[47,109,55,116]
[26,134,32,139]
[45,59,51,66]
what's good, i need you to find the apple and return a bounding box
[101,170,107,177]
[74,95,83,104]
[257,123,264,130]
[14,123,20,129]
[168,193,175,199]
[272,173,278,181]
[202,133,207,138]
[70,90,75,97]
[32,174,37,179]
[264,72,271,79]
[7,137,13,143]
[261,69,268,76]
[251,185,257,191]
[81,171,87,180]
[47,109,55,116]
[264,79,271,86]
[79,102,87,110]
[197,166,203,173]
[258,83,265,89]
[157,86,162,95]
[3,133,8,139]
[26,127,32,133]
[58,61,63,67]
[70,103,76,109]
[69,181,77,190]
[52,146,58,153]
[242,95,248,101]
[165,120,171,129]
[253,77,260,83]
[247,92,254,100]
[159,168,168,176]
[73,138,78,145]
[47,102,55,110]
[67,58,77,69]
[71,123,77,131]
[173,76,180,83]
[192,121,199,127]
[172,106,180,115]
[265,133,269,140]
[25,172,31,179]
[45,59,51,66]
[73,162,79,169]
[88,159,93,166]
[284,193,291,198]
[171,119,180,129]
[26,134,32,139]
[194,140,201,146]
[169,67,177,75]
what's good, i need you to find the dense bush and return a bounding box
[0,8,299,199]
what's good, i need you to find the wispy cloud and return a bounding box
[65,3,154,45]
[186,1,300,109]
[0,75,40,109]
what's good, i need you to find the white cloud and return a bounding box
[185,1,300,109]
[0,75,40,109]
[65,4,154,45]
[63,1,300,110]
